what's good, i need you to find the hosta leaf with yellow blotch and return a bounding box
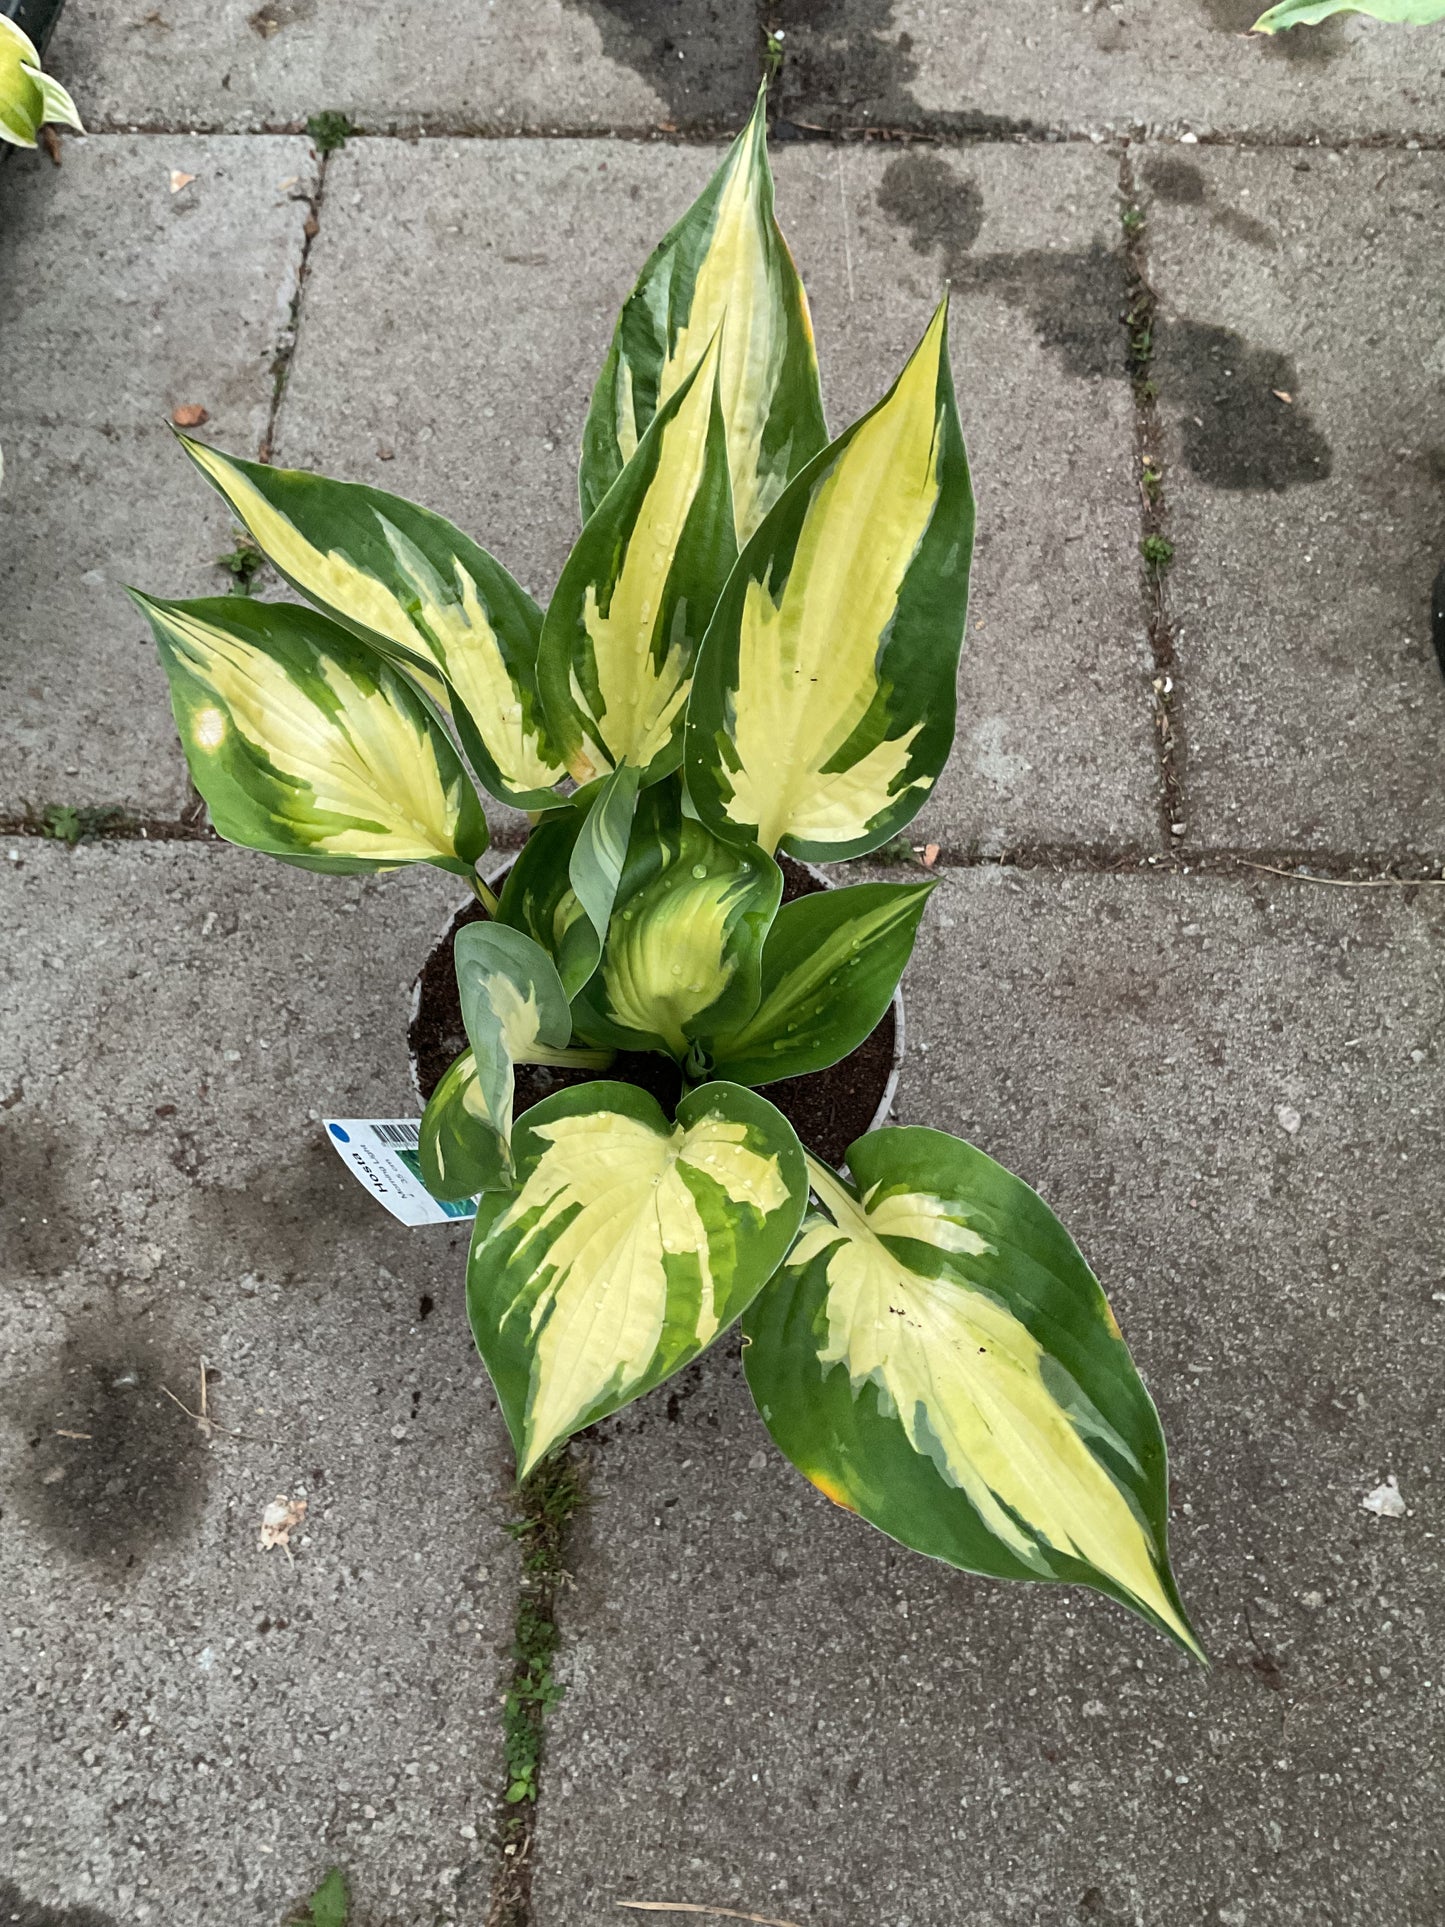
[744,1132,1203,1658]
[496,762,641,999]
[132,592,487,875]
[686,300,974,863]
[469,1079,807,1476]
[0,16,83,149]
[579,83,827,545]
[708,879,933,1087]
[419,923,613,1200]
[570,777,782,1060]
[539,343,736,787]
[176,437,565,808]
[1254,0,1444,24]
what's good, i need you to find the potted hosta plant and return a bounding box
[134,88,1202,1659]
[1,3,80,151]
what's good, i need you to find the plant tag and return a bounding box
[323,1118,478,1226]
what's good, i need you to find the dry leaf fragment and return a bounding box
[169,169,197,193]
[922,843,940,868]
[1272,389,1293,404]
[172,404,209,428]
[259,1494,307,1550]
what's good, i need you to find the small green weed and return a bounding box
[1120,204,1145,235]
[287,1867,348,1927]
[763,27,786,83]
[306,111,353,155]
[37,803,127,845]
[872,834,926,869]
[1140,534,1174,573]
[1141,462,1163,503]
[216,531,266,596]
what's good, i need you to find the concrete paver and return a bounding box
[277,137,1157,852]
[774,0,1445,140]
[1143,148,1445,856]
[0,136,318,821]
[0,842,514,1926]
[49,0,758,134]
[531,865,1445,1927]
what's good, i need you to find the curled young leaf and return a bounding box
[708,879,933,1086]
[743,1131,1202,1658]
[422,921,612,1197]
[133,591,487,875]
[570,778,782,1060]
[686,300,975,862]
[540,346,736,787]
[580,82,828,545]
[469,1080,807,1477]
[176,437,564,807]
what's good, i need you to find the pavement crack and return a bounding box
[487,1448,588,1927]
[1118,147,1186,855]
[260,141,331,465]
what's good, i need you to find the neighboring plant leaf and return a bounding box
[0,16,84,149]
[539,345,736,787]
[743,1132,1203,1659]
[132,591,488,875]
[579,81,828,545]
[469,1079,807,1476]
[424,922,612,1195]
[571,777,782,1059]
[685,299,975,862]
[1254,0,1444,23]
[175,437,565,807]
[708,879,934,1086]
[292,1868,348,1927]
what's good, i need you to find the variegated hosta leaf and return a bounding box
[177,437,565,808]
[579,83,828,545]
[539,345,736,787]
[686,300,975,862]
[709,879,933,1087]
[421,923,612,1198]
[1254,0,1444,24]
[570,777,782,1060]
[743,1132,1202,1658]
[134,591,488,875]
[0,17,84,149]
[495,764,642,1000]
[469,1079,807,1477]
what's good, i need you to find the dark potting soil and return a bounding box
[407,855,898,1168]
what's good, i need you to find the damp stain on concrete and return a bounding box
[13,1316,212,1570]
[0,1883,119,1927]
[1142,155,1278,251]
[878,151,1331,492]
[773,0,1048,136]
[555,0,760,122]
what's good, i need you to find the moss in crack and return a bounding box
[305,110,353,155]
[490,1448,588,1927]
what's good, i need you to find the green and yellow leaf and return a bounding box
[579,83,828,545]
[422,921,613,1196]
[1254,0,1444,25]
[133,591,487,875]
[743,1131,1202,1658]
[539,344,736,787]
[1,16,83,149]
[709,879,933,1087]
[570,776,782,1059]
[177,437,564,807]
[470,1079,807,1476]
[685,300,974,863]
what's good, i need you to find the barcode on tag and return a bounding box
[323,1117,477,1226]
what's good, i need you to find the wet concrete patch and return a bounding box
[880,151,1328,489]
[0,1883,119,1927]
[557,0,760,122]
[13,1314,212,1571]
